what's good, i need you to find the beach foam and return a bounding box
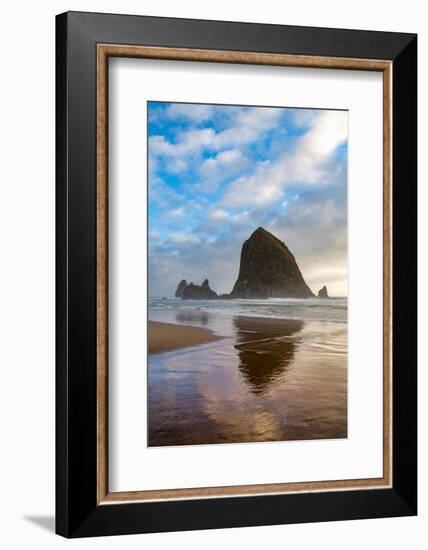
[149,297,347,324]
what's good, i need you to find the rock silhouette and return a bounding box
[174,227,314,300]
[182,279,218,300]
[233,317,303,395]
[230,227,313,299]
[318,285,329,298]
[175,279,188,298]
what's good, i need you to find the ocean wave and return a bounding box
[149,297,347,323]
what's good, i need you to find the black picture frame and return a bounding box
[56,11,417,538]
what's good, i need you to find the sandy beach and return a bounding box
[148,307,347,447]
[148,321,223,354]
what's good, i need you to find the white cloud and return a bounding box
[208,208,250,224]
[149,128,216,159]
[211,107,282,150]
[166,103,213,122]
[209,209,229,221]
[169,232,200,245]
[213,149,243,165]
[304,110,348,156]
[289,108,318,128]
[221,110,348,209]
[168,158,188,174]
[169,207,185,218]
[197,149,249,190]
[149,107,282,166]
[292,110,348,180]
[221,165,285,208]
[200,149,244,175]
[149,177,184,208]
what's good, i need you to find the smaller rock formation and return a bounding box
[182,279,218,300]
[175,279,188,298]
[318,285,329,298]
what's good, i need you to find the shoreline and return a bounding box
[148,296,348,326]
[148,314,347,446]
[148,321,224,354]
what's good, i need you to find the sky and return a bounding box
[148,101,348,298]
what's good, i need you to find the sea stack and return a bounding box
[318,285,329,298]
[175,279,188,298]
[182,279,218,300]
[230,227,314,299]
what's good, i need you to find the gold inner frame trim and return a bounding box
[96,44,393,505]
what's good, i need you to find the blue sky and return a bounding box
[148,101,348,297]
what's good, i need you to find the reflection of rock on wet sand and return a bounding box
[233,317,303,395]
[148,316,347,446]
[175,310,209,326]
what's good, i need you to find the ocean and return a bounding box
[149,296,347,324]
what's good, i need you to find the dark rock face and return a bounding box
[175,279,188,298]
[174,228,314,300]
[182,280,218,300]
[318,285,329,298]
[230,227,314,299]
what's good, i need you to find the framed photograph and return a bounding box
[56,11,417,537]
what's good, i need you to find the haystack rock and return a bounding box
[318,285,329,298]
[174,279,188,298]
[230,227,314,299]
[182,279,218,300]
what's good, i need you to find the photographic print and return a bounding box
[148,101,348,447]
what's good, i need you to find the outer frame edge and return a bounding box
[55,11,70,539]
[69,489,415,538]
[391,34,418,516]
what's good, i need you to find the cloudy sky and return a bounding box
[148,101,348,298]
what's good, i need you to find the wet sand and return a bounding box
[148,312,347,447]
[148,321,223,354]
